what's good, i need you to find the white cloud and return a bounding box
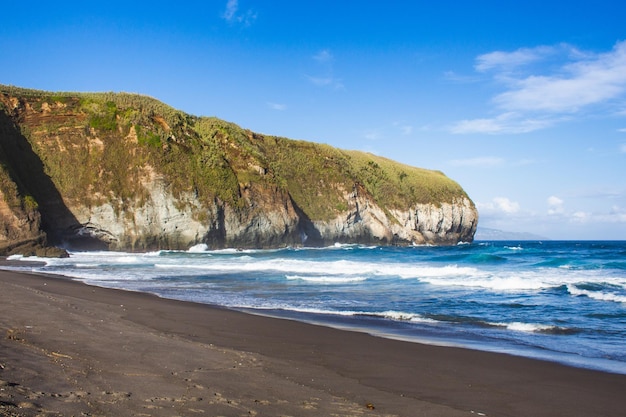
[223,0,238,20]
[621,143,626,153]
[498,42,626,112]
[608,206,626,222]
[477,197,520,215]
[267,102,286,111]
[547,196,564,215]
[618,128,626,132]
[450,112,558,134]
[453,41,626,134]
[571,211,591,223]
[508,86,617,116]
[448,156,505,167]
[547,195,564,206]
[545,195,626,224]
[222,0,257,25]
[493,197,520,214]
[479,195,626,238]
[475,45,557,72]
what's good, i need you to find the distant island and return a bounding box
[0,85,478,254]
[475,227,549,241]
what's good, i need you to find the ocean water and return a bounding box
[6,240,626,374]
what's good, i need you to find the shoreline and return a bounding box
[238,306,626,376]
[1,269,626,416]
[9,257,624,377]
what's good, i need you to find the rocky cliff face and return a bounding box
[308,186,476,246]
[0,86,478,253]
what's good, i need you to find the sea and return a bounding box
[5,240,626,374]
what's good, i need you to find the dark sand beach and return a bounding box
[1,269,625,417]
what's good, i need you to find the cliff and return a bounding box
[0,85,478,253]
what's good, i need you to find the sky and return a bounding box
[1,0,625,239]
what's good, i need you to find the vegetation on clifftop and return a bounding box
[343,151,465,209]
[0,85,473,224]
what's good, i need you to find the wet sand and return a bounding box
[1,269,625,417]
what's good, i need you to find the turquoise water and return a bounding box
[7,241,626,374]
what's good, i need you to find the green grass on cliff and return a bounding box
[343,151,466,208]
[0,85,472,222]
[258,137,356,219]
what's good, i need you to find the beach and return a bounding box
[1,269,625,417]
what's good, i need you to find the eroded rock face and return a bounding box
[53,193,480,250]
[310,190,477,246]
[0,192,41,243]
[64,180,306,250]
[394,198,478,244]
[64,183,477,250]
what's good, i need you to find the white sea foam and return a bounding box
[281,307,360,316]
[332,242,356,249]
[567,285,626,304]
[394,264,482,279]
[114,256,144,264]
[149,258,487,283]
[75,263,100,268]
[285,275,367,284]
[155,258,374,276]
[188,243,210,253]
[418,272,549,291]
[12,250,625,299]
[419,268,626,293]
[378,310,439,323]
[260,306,437,324]
[493,321,558,333]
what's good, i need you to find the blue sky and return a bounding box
[1,1,625,239]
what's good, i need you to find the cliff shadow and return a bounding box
[202,201,227,248]
[289,196,325,247]
[0,111,108,250]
